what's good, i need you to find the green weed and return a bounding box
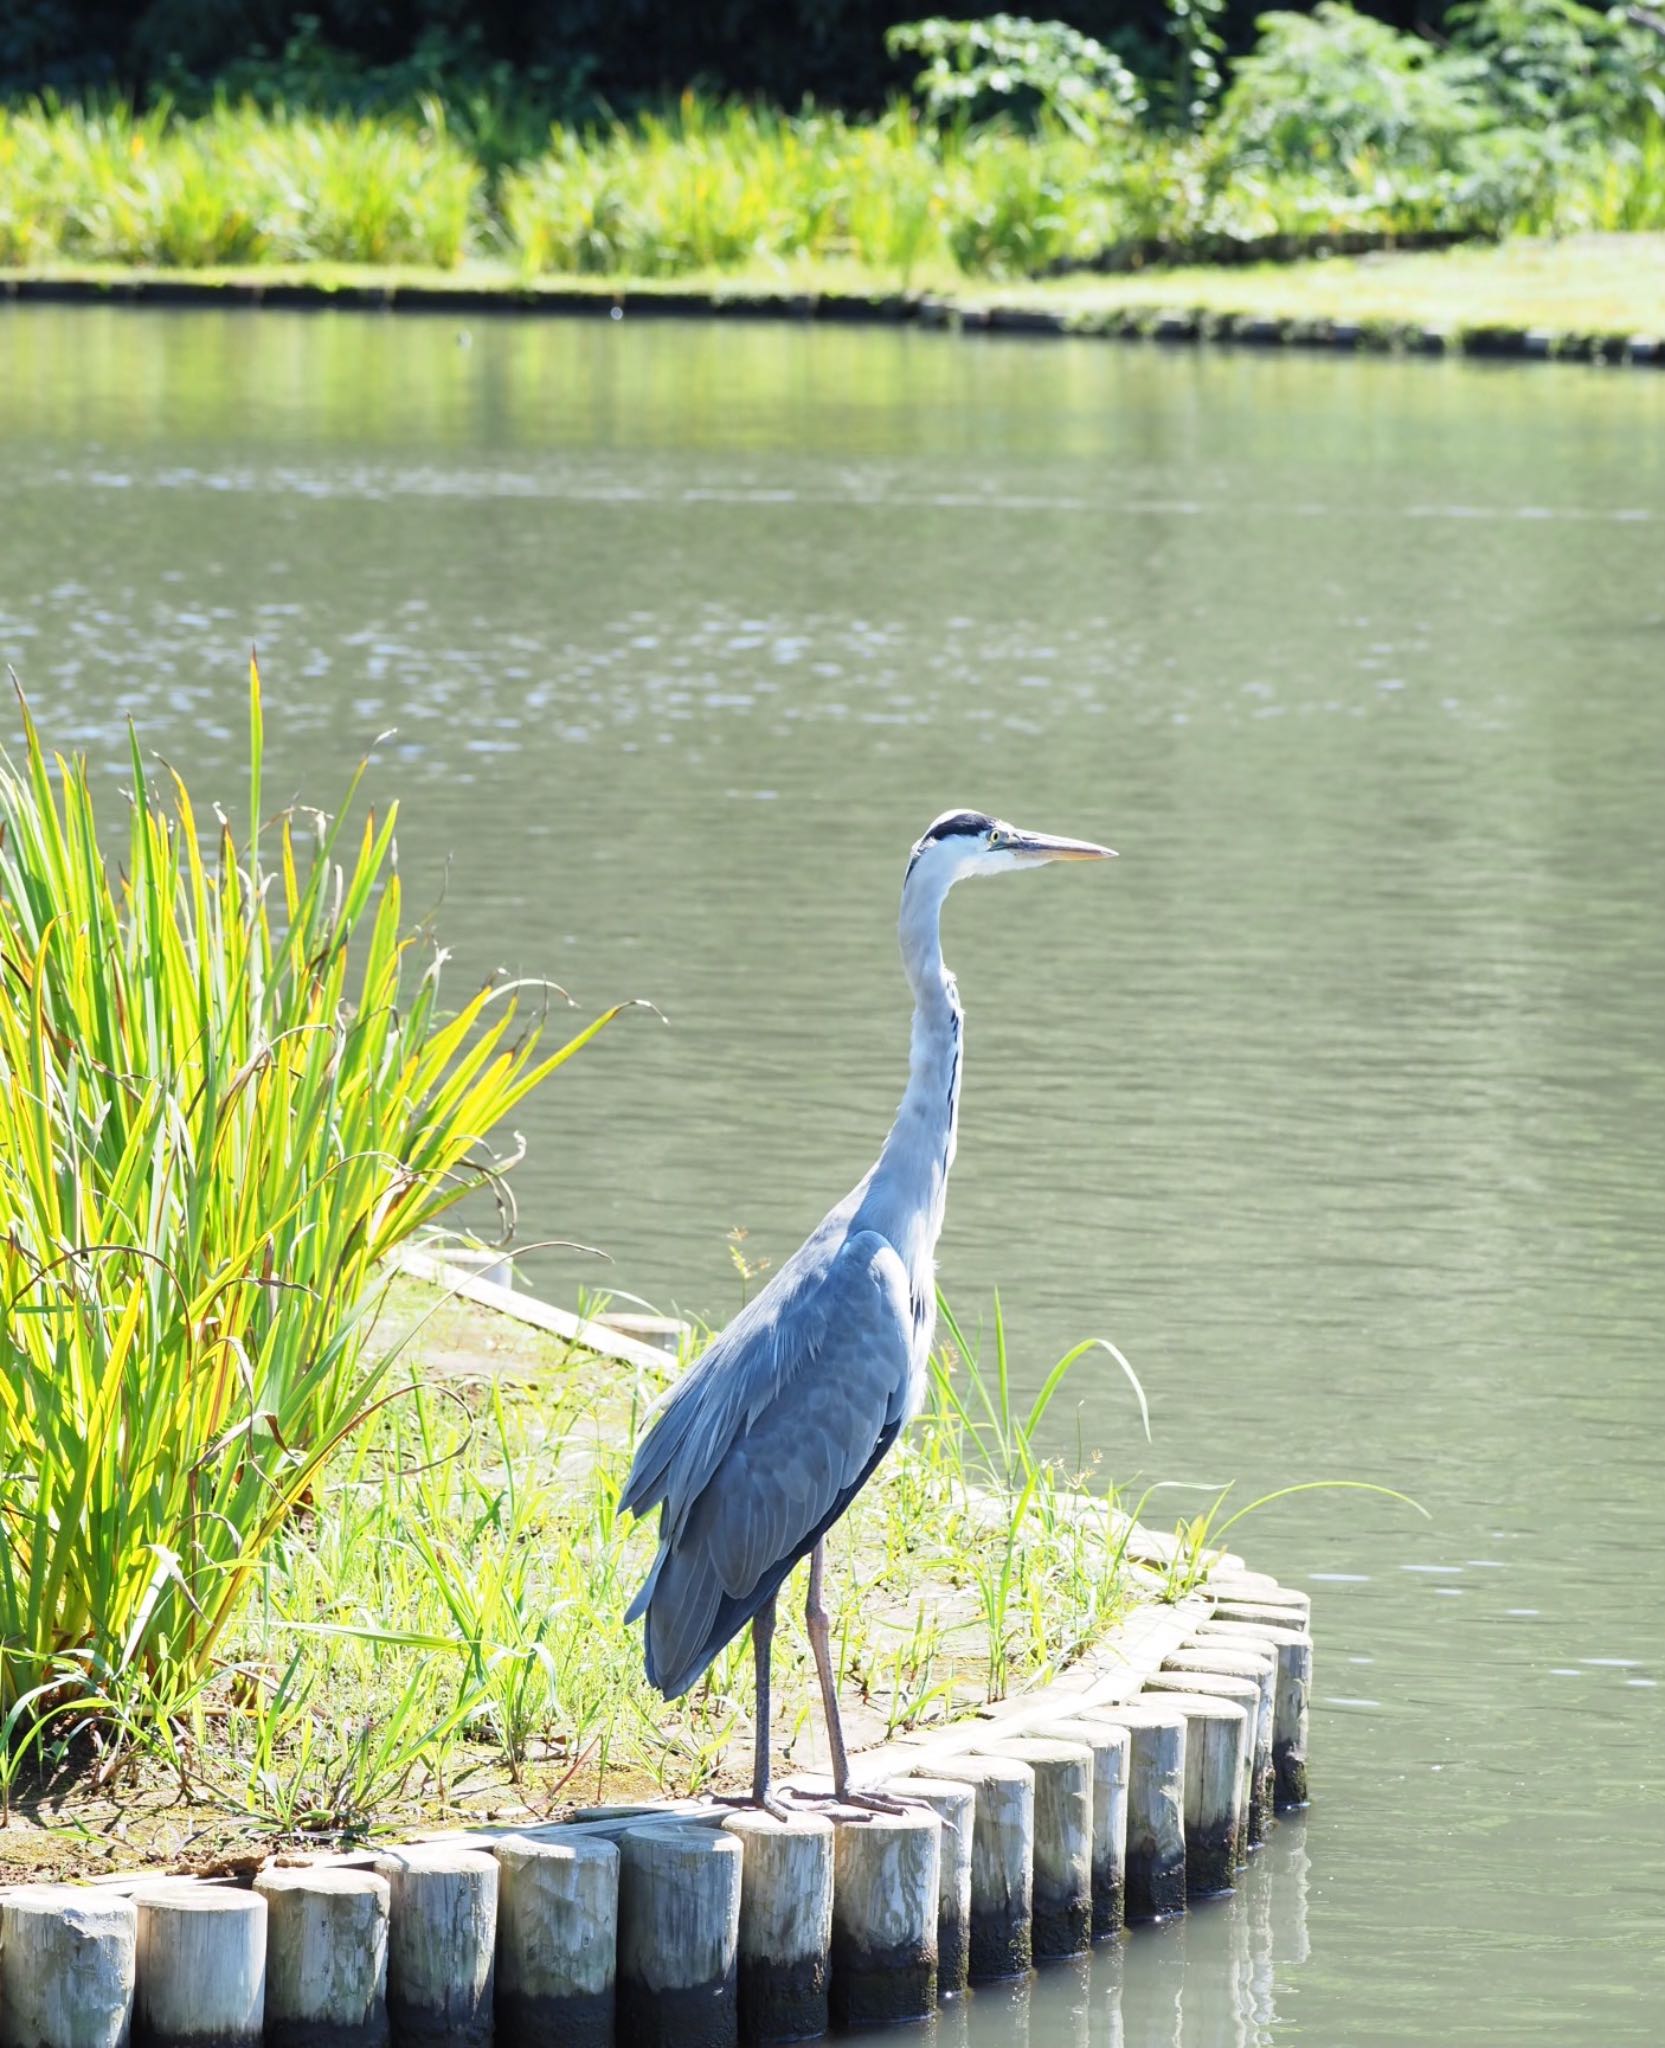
[0,100,481,268]
[0,667,623,1717]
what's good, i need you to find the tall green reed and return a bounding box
[3,89,1661,284]
[0,100,481,267]
[0,663,623,1719]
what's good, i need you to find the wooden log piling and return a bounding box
[1213,1597,1308,1632]
[1193,1618,1294,1645]
[930,1755,1035,1981]
[720,1811,833,2045]
[1208,1573,1310,1624]
[616,1822,742,2048]
[253,1868,389,2048]
[1271,1632,1314,1806]
[1144,1671,1260,1862]
[133,1887,266,2048]
[0,1532,1325,2040]
[1145,1696,1249,1898]
[829,1808,940,2031]
[1085,1702,1186,1921]
[1191,1617,1314,1805]
[1163,1646,1277,1842]
[372,1848,496,2048]
[0,1887,136,2048]
[974,1738,1093,1961]
[491,1834,618,2048]
[1185,1627,1284,1824]
[896,1778,976,1996]
[1032,1720,1130,1938]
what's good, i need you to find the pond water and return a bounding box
[1,306,1661,2044]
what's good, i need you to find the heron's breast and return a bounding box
[905,1277,937,1418]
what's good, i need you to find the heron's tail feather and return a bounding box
[623,1544,665,1628]
[631,1420,905,1698]
[635,1504,813,1699]
[639,1539,727,1699]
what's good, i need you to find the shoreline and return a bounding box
[0,1264,1317,2036]
[0,1566,1312,2040]
[5,239,1663,367]
[0,1257,1270,1891]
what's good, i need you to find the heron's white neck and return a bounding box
[857,865,963,1278]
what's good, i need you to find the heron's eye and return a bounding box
[987,828,1006,848]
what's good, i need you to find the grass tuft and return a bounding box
[0,101,482,268]
[0,667,621,1733]
[2,92,1663,284]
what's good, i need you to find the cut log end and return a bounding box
[132,1887,267,2048]
[253,1868,389,2048]
[0,1888,138,2048]
[615,1823,741,2048]
[829,1808,939,2031]
[721,1809,833,2046]
[927,1754,1034,1983]
[372,1848,496,2048]
[898,1776,977,1996]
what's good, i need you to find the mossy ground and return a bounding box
[0,1274,1149,1885]
[6,234,1662,343]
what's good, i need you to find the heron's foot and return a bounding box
[783,1783,920,1820]
[839,1786,920,1817]
[712,1789,794,1824]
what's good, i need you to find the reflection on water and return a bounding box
[933,1821,1310,2048]
[1,308,1661,2043]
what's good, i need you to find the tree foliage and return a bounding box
[1216,5,1489,170]
[1447,0,1665,131]
[886,14,1146,136]
[0,4,1540,112]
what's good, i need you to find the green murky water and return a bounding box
[1,306,1661,2045]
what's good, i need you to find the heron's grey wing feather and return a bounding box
[619,1245,817,1528]
[621,1190,876,1534]
[702,1354,898,1596]
[632,1230,915,1695]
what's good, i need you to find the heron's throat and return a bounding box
[865,877,963,1273]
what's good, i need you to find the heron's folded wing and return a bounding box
[698,1238,912,1600]
[634,1231,915,1689]
[623,1220,905,1533]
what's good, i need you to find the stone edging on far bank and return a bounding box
[2,268,1660,368]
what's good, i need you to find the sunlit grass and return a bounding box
[5,1279,1150,1849]
[995,230,1665,334]
[2,94,1662,284]
[497,94,1525,283]
[499,98,1115,284]
[231,1281,1147,1828]
[0,102,482,268]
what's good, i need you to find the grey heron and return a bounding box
[622,809,1114,1814]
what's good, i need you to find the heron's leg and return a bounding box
[749,1589,790,1818]
[747,1595,790,1822]
[715,1600,789,1820]
[793,1539,910,1817]
[804,1540,851,1794]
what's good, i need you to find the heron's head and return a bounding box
[906,809,1115,891]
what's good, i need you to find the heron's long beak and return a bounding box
[1010,829,1117,863]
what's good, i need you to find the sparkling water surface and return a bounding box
[1,307,1661,2045]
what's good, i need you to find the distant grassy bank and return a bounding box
[3,9,1662,355]
[2,19,1663,286]
[8,237,1663,361]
